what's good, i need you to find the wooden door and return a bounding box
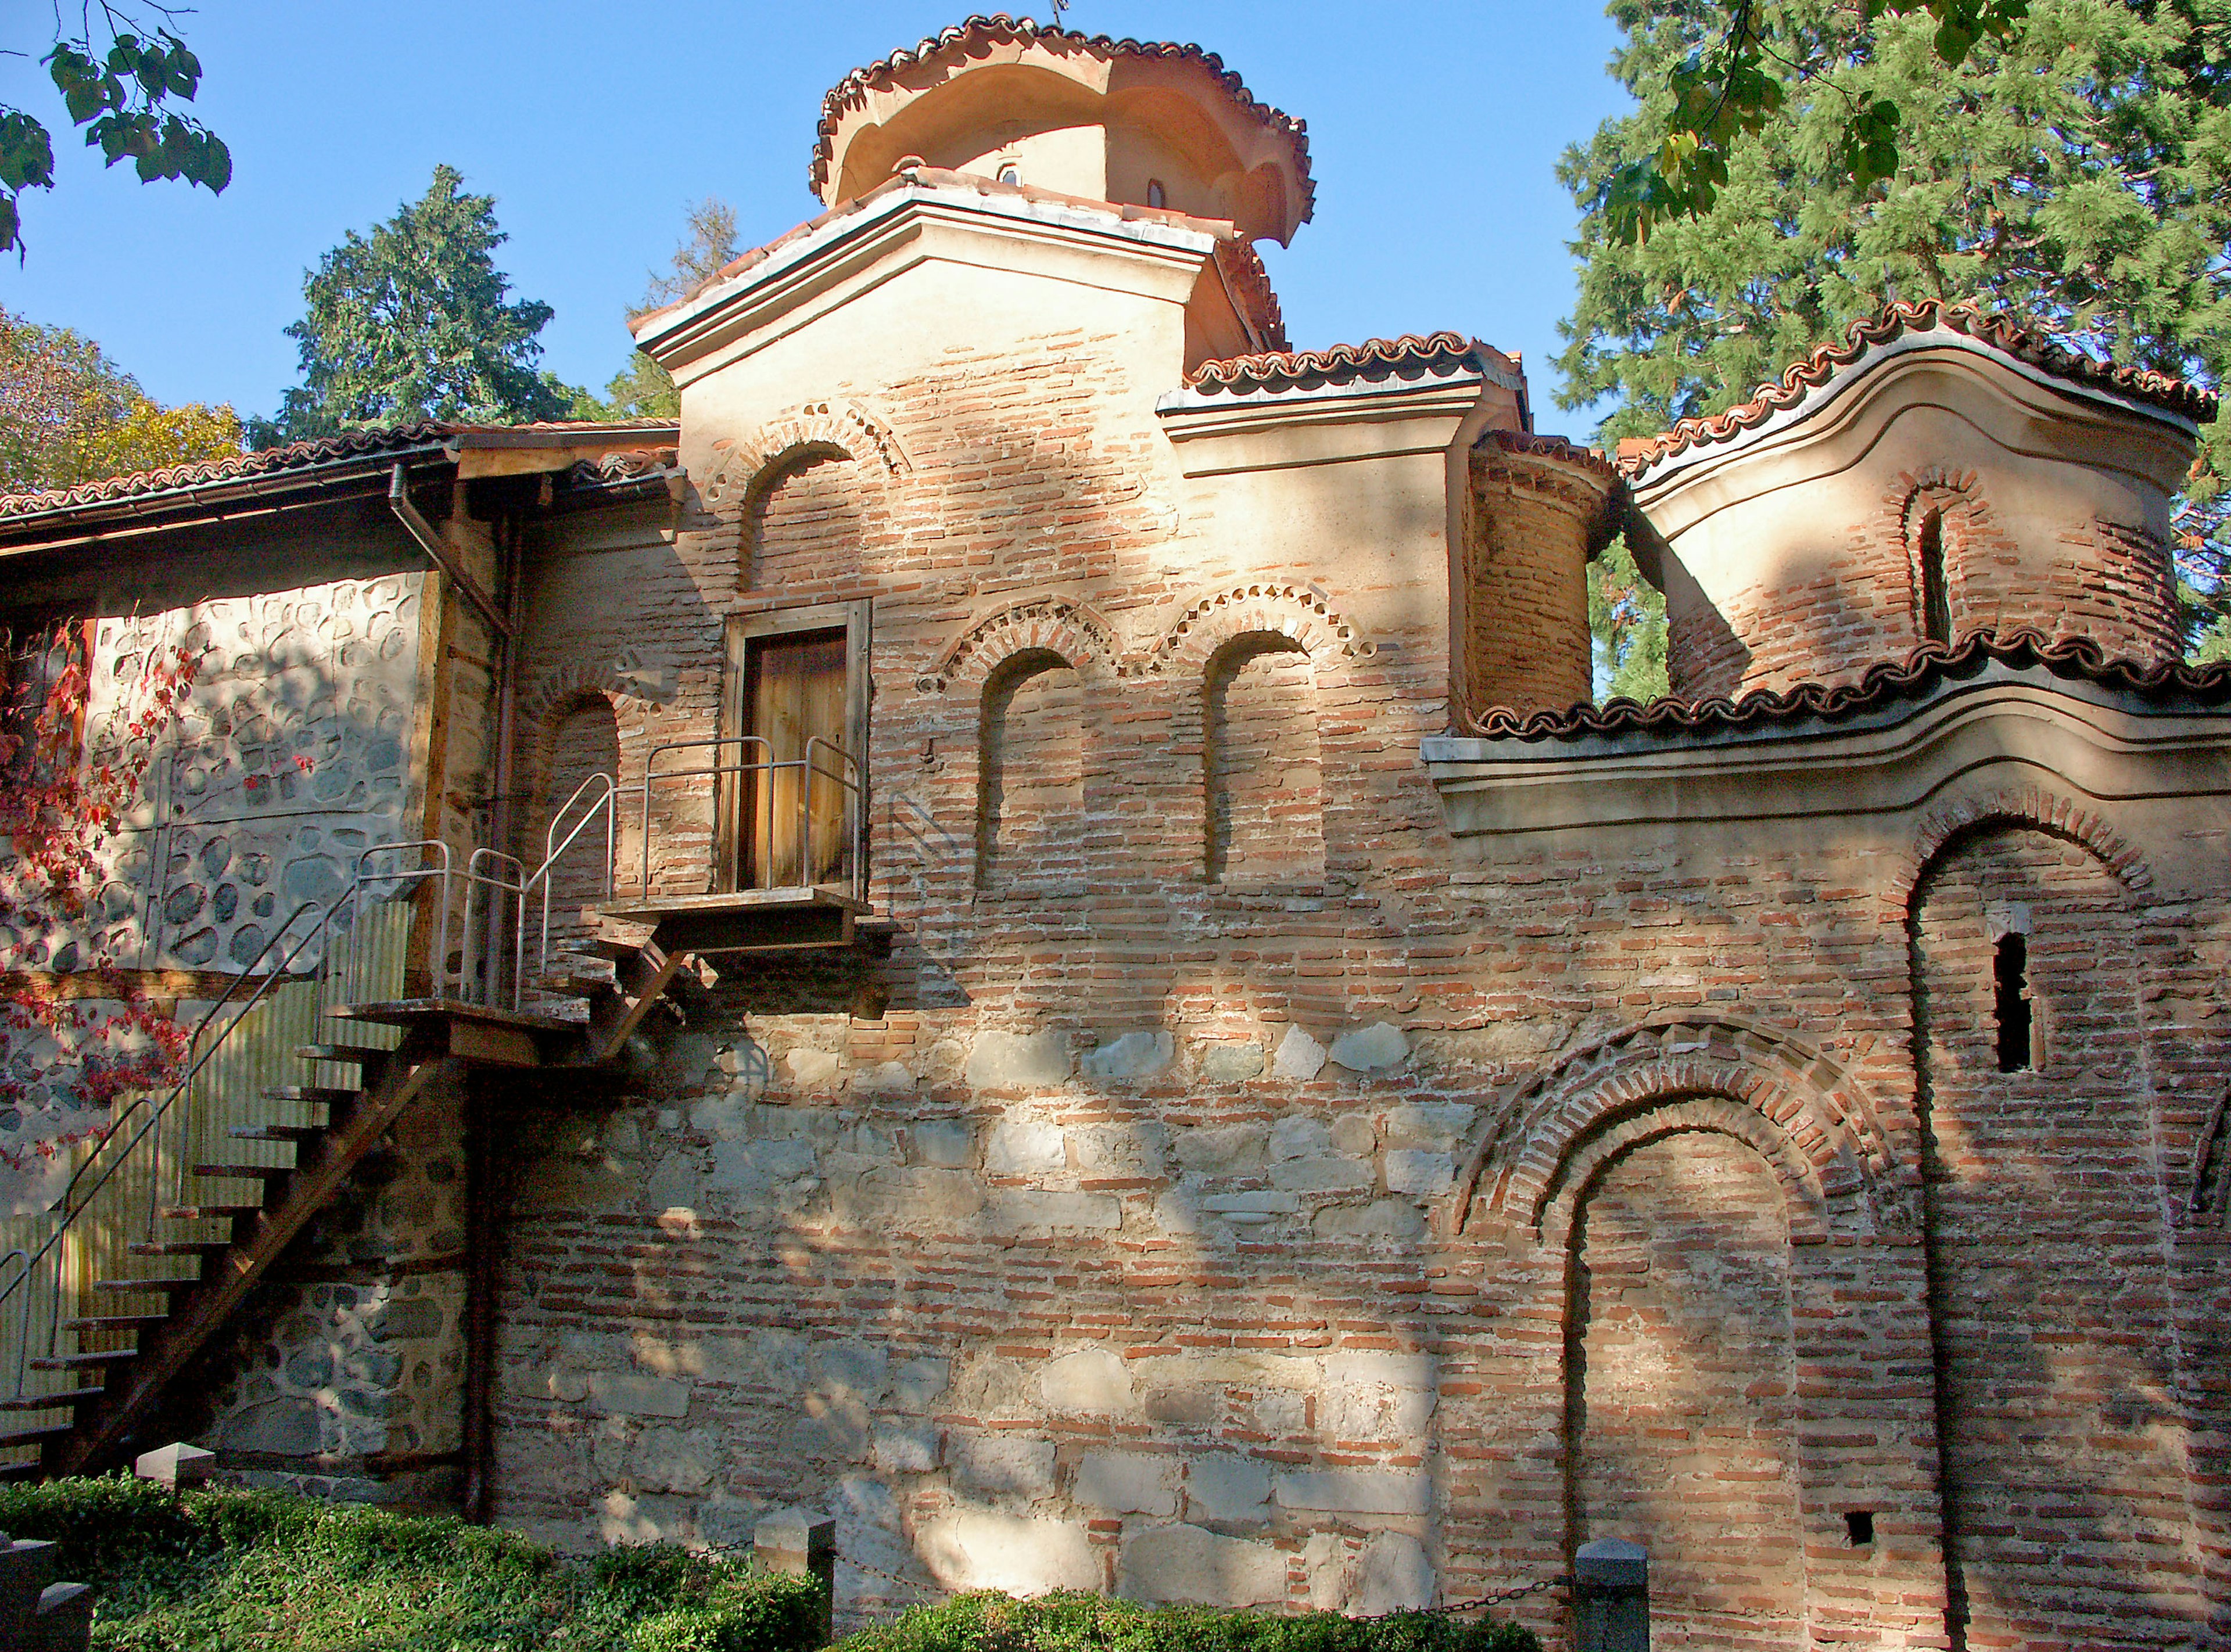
[743,627,848,888]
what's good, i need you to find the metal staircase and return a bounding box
[0,734,877,1481]
[0,776,650,1478]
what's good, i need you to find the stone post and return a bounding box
[754,1510,836,1647]
[1574,1538,1648,1652]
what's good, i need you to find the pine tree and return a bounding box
[263,165,569,441]
[1559,0,2230,648]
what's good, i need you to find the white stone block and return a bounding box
[967,1029,1071,1090]
[1076,1450,1177,1514]
[587,1371,689,1418]
[1328,1022,1408,1072]
[1174,1125,1267,1173]
[874,1424,940,1474]
[630,1425,718,1493]
[1270,1157,1374,1193]
[1381,1104,1477,1151]
[1272,1467,1431,1514]
[1384,1150,1455,1198]
[990,1190,1121,1232]
[1199,1042,1265,1082]
[1269,1115,1332,1161]
[1185,1454,1272,1521]
[952,1434,1057,1496]
[1347,1531,1435,1614]
[853,1061,917,1096]
[985,1118,1067,1175]
[1039,1347,1134,1413]
[912,1119,974,1166]
[1117,1524,1288,1606]
[1273,1025,1327,1081]
[1315,1199,1427,1240]
[1082,1030,1174,1080]
[1072,1122,1167,1178]
[920,1511,1099,1594]
[786,1048,841,1090]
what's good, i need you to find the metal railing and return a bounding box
[637,735,862,902]
[0,778,619,1435]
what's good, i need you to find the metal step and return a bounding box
[129,1237,232,1255]
[0,1387,101,1412]
[0,1421,74,1444]
[293,1043,389,1066]
[192,1162,293,1181]
[62,1313,166,1332]
[263,1085,357,1107]
[94,1276,199,1294]
[157,1202,264,1220]
[229,1123,323,1143]
[30,1351,137,1369]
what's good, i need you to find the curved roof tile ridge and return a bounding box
[0,416,681,520]
[1480,427,1623,485]
[811,13,1314,222]
[1466,628,2231,742]
[1619,300,2218,477]
[1186,331,1487,391]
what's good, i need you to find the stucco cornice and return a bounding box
[1422,665,2231,841]
[634,180,1217,378]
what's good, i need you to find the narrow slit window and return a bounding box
[1845,1511,1875,1547]
[1146,178,1167,210]
[1918,507,1951,644]
[1993,932,2032,1072]
[997,163,1021,186]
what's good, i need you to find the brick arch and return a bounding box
[1538,1094,1824,1251]
[518,656,666,820]
[698,398,910,516]
[1888,786,2152,925]
[1129,579,1375,678]
[917,594,1122,692]
[1451,1013,1904,1244]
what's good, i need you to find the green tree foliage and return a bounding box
[0,307,240,490]
[1561,0,2231,653]
[1589,533,1672,702]
[261,165,572,443]
[579,197,741,422]
[1,5,230,257]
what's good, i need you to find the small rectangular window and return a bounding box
[719,601,870,895]
[1993,932,2033,1072]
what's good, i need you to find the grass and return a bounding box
[0,1476,824,1651]
[834,1590,1540,1652]
[0,1479,1540,1652]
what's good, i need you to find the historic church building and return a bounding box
[0,16,2225,1651]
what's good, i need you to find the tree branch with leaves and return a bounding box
[2,3,231,257]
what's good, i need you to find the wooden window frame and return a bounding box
[716,599,871,893]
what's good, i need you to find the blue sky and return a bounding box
[0,3,1633,434]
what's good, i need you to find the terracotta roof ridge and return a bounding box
[810,14,1314,222]
[1479,428,1622,484]
[1186,332,1493,390]
[1619,300,2218,477]
[0,416,683,520]
[1468,628,2231,742]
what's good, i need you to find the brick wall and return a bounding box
[1915,827,2205,1650]
[1669,467,2184,699]
[474,307,2231,1651]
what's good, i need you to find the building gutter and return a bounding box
[387,464,511,639]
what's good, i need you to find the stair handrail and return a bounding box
[0,894,331,1398]
[0,838,454,1399]
[636,735,862,900]
[532,773,616,990]
[0,1248,31,1405]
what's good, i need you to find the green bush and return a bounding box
[0,1477,827,1652]
[834,1591,1539,1652]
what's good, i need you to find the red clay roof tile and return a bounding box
[1466,628,2231,741]
[810,13,1314,223]
[0,418,678,522]
[1186,332,1509,392]
[1619,300,2218,479]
